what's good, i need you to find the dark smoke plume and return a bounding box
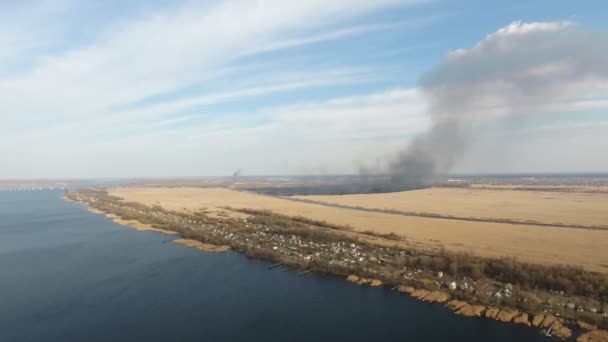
[387,119,468,189]
[256,22,608,196]
[380,21,608,191]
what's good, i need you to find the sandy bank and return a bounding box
[84,204,178,235]
[104,213,178,235]
[83,203,230,253]
[174,239,230,252]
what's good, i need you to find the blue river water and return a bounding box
[0,190,553,342]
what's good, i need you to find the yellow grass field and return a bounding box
[294,187,608,228]
[108,187,608,273]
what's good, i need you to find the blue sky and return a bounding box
[1,0,607,178]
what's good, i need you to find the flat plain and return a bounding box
[108,186,608,273]
[294,187,608,228]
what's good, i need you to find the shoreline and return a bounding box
[86,206,231,252]
[65,190,607,341]
[344,276,574,339]
[88,207,179,235]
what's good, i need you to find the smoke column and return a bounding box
[262,22,608,196]
[383,21,608,190]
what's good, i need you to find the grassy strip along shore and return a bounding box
[66,188,608,340]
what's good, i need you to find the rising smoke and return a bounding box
[382,21,608,191]
[257,22,608,196]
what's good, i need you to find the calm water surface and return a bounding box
[0,190,553,342]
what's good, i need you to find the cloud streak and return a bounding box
[1,0,418,125]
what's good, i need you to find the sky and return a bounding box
[1,0,607,178]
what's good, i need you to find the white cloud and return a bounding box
[0,1,68,71]
[421,20,608,118]
[1,0,419,125]
[413,21,608,176]
[0,0,430,178]
[0,87,428,178]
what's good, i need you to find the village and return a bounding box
[66,188,608,341]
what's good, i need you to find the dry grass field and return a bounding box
[108,187,608,273]
[294,187,608,228]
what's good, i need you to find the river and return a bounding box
[0,190,553,341]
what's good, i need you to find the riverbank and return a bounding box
[344,276,575,339]
[88,207,179,235]
[65,188,608,341]
[85,206,233,252]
